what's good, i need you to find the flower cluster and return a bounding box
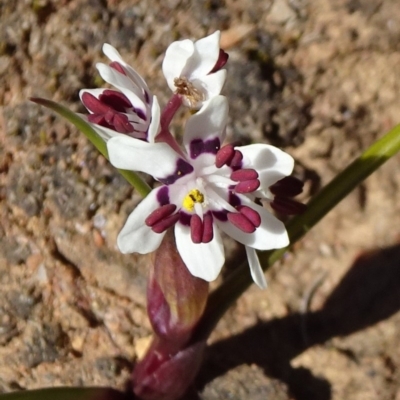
[80,31,303,288]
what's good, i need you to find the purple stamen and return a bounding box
[209,49,229,73]
[111,113,135,133]
[151,213,180,233]
[190,214,203,244]
[271,196,307,215]
[228,212,256,233]
[237,206,261,227]
[82,92,112,114]
[103,110,134,133]
[215,145,235,168]
[99,90,132,111]
[231,169,258,182]
[87,114,110,126]
[104,110,116,124]
[82,91,136,133]
[229,150,243,169]
[109,61,126,75]
[202,214,214,243]
[269,176,304,197]
[145,204,177,227]
[235,179,260,194]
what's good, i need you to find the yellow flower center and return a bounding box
[182,189,204,212]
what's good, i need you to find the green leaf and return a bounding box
[0,387,129,400]
[30,97,151,198]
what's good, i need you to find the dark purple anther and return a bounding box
[87,114,108,126]
[271,196,307,215]
[237,206,261,227]
[209,49,229,73]
[227,212,256,233]
[215,144,235,168]
[151,213,180,233]
[109,61,126,75]
[235,179,260,194]
[202,214,214,243]
[111,113,134,133]
[269,176,304,197]
[229,150,243,168]
[99,90,132,112]
[82,91,137,134]
[190,214,203,244]
[231,169,258,182]
[145,204,177,227]
[82,92,111,114]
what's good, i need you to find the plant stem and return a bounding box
[194,124,400,341]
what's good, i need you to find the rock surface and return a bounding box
[1,0,400,398]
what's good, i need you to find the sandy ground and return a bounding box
[1,0,400,399]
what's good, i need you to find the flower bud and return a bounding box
[147,231,209,345]
[133,231,209,399]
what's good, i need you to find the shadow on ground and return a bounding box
[194,244,400,399]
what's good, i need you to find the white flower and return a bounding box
[162,31,227,110]
[107,96,294,288]
[79,43,160,143]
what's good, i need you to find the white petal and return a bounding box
[175,222,225,282]
[102,44,149,94]
[196,69,227,101]
[182,31,221,79]
[238,144,294,189]
[162,39,195,91]
[216,199,289,250]
[96,63,147,112]
[245,246,267,289]
[166,180,190,206]
[103,43,126,64]
[107,135,181,179]
[183,96,229,156]
[147,96,161,143]
[117,188,166,254]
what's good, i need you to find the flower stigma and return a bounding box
[182,189,205,212]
